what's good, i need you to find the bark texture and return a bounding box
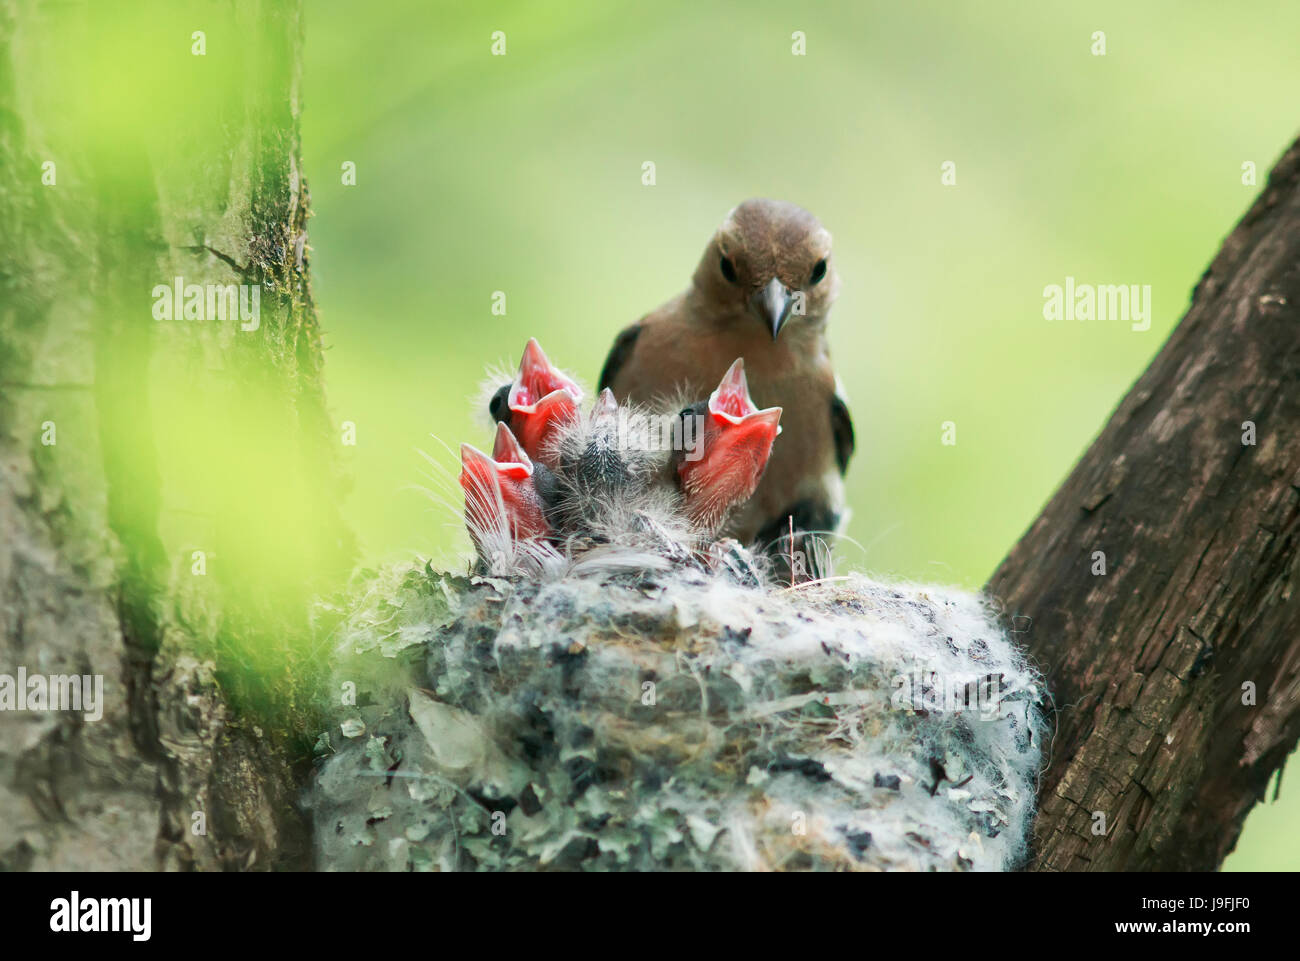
[989,135,1300,871]
[0,0,348,870]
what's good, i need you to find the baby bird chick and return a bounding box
[672,358,782,532]
[459,422,554,569]
[541,387,677,544]
[488,337,583,466]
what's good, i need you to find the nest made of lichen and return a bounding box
[307,553,1045,872]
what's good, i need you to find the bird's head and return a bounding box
[532,387,697,554]
[549,388,659,509]
[489,337,583,465]
[675,358,783,530]
[692,198,840,340]
[459,423,553,558]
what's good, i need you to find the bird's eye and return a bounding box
[810,258,827,285]
[719,256,738,284]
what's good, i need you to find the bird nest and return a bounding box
[308,554,1046,871]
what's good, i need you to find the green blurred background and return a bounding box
[299,0,1299,869]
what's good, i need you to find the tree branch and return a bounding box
[988,134,1300,871]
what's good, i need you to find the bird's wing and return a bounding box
[598,322,643,392]
[830,391,855,475]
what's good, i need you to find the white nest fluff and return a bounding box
[308,553,1046,872]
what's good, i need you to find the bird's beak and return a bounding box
[681,359,783,529]
[593,387,619,418]
[461,442,527,486]
[516,389,578,466]
[503,337,582,466]
[490,422,533,473]
[708,358,782,436]
[460,441,550,543]
[508,337,584,410]
[752,277,792,340]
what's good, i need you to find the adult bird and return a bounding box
[598,198,855,578]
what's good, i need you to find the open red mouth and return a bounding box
[679,358,783,526]
[708,357,757,422]
[507,338,584,411]
[460,425,551,542]
[491,418,532,471]
[504,338,583,463]
[707,358,782,436]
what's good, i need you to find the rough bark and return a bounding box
[988,135,1300,871]
[0,0,349,870]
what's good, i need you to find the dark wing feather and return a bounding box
[830,392,855,475]
[598,323,642,392]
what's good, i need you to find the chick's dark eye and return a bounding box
[719,256,738,284]
[810,258,827,285]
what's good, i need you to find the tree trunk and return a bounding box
[988,134,1300,871]
[0,0,349,870]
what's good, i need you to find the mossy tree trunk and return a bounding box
[989,134,1300,871]
[0,0,350,870]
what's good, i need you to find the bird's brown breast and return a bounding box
[608,301,841,543]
